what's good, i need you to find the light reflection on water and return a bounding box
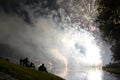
[87,69,102,80]
[49,67,120,80]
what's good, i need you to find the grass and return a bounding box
[103,67,120,74]
[0,59,64,80]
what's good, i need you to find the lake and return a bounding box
[50,67,120,80]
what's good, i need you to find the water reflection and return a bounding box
[87,69,102,80]
[50,67,120,80]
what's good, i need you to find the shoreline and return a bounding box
[103,67,120,75]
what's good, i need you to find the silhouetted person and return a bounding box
[109,62,111,65]
[30,62,35,69]
[38,64,47,72]
[27,60,30,67]
[20,57,36,69]
[23,57,29,67]
[6,58,9,62]
[20,59,23,65]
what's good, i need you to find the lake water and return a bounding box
[50,67,120,80]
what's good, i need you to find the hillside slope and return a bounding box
[0,59,64,80]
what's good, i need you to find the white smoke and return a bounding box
[0,0,112,69]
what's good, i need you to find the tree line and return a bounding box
[97,0,120,62]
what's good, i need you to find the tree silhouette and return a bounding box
[97,0,120,61]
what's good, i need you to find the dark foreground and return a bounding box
[0,59,64,80]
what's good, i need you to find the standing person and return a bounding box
[30,62,35,69]
[20,59,23,66]
[23,57,29,67]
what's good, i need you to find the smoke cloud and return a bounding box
[0,0,112,69]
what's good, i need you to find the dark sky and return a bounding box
[0,0,58,23]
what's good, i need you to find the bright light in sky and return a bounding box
[35,18,102,67]
[85,42,101,65]
[60,27,102,66]
[56,0,102,67]
[84,14,91,21]
[34,0,102,68]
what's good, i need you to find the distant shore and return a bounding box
[103,67,120,74]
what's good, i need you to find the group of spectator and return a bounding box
[0,57,9,62]
[0,57,48,72]
[20,57,47,72]
[20,57,35,69]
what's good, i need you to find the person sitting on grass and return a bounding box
[38,64,47,72]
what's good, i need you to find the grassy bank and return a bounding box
[0,59,64,80]
[103,67,120,74]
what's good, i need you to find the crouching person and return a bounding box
[38,64,47,72]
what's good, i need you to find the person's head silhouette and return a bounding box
[42,64,44,66]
